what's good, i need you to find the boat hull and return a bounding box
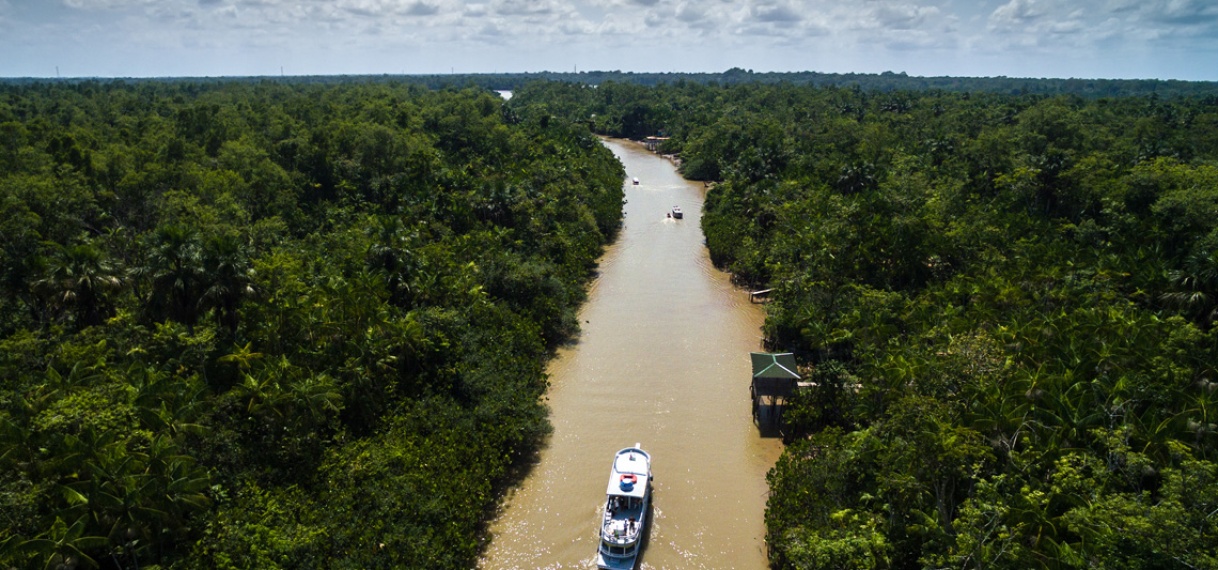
[596,551,639,570]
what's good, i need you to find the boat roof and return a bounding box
[606,446,650,499]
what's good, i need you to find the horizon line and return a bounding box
[1,69,1215,84]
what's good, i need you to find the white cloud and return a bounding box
[641,10,666,28]
[494,0,556,17]
[881,28,953,51]
[557,18,593,35]
[60,0,137,8]
[1048,18,1083,35]
[675,2,705,23]
[1147,0,1218,23]
[989,0,1045,31]
[593,9,644,35]
[871,4,939,31]
[406,2,440,16]
[672,1,711,26]
[1105,0,1139,13]
[343,0,382,18]
[750,2,802,24]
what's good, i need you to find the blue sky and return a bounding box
[1,0,1216,80]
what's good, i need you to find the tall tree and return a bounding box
[142,225,205,328]
[34,242,121,328]
[200,233,254,335]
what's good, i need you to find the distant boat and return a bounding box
[596,444,651,569]
[632,177,640,185]
[671,206,683,219]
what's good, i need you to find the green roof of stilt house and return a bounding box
[750,352,800,379]
[750,352,800,398]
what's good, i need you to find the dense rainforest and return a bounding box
[0,80,624,568]
[7,69,1218,99]
[510,81,1218,568]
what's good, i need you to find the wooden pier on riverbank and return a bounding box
[749,288,774,303]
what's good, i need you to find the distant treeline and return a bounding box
[4,68,1218,98]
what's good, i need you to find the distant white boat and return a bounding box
[596,444,651,570]
[632,177,640,185]
[671,206,683,219]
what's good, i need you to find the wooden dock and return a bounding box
[749,288,774,303]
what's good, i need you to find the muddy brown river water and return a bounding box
[477,139,783,570]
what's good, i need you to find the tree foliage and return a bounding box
[0,79,623,569]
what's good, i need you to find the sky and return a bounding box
[1,0,1216,80]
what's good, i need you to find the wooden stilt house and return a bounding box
[750,352,800,425]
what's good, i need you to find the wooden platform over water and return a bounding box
[749,288,774,303]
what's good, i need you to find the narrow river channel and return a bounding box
[478,139,783,570]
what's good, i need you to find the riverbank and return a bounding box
[478,138,781,570]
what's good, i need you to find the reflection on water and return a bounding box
[478,139,782,570]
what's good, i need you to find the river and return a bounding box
[478,139,783,570]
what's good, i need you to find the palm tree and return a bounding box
[201,233,254,335]
[1162,243,1218,327]
[217,342,264,372]
[127,363,208,438]
[288,373,343,422]
[366,216,419,308]
[17,515,107,570]
[63,430,210,566]
[34,242,121,328]
[143,225,204,328]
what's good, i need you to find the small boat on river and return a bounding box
[596,444,651,570]
[671,206,683,219]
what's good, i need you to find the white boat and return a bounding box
[596,444,651,570]
[671,206,683,219]
[632,177,640,185]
